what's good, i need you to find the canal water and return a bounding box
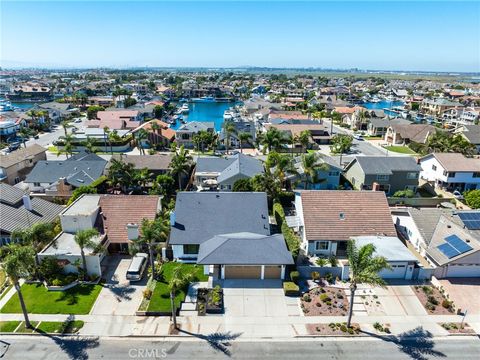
[171,101,240,132]
[362,100,404,117]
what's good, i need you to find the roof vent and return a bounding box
[339,212,345,220]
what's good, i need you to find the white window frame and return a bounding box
[406,172,418,179]
[315,241,329,251]
[376,174,389,181]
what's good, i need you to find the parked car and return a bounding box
[8,142,21,151]
[126,253,148,282]
[453,190,464,200]
[353,133,364,141]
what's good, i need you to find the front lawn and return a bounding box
[0,321,21,332]
[383,145,417,155]
[0,283,102,315]
[147,263,207,313]
[0,320,84,334]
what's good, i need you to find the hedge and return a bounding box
[273,202,285,227]
[274,202,301,258]
[283,282,300,296]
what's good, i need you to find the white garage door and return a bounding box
[379,264,407,279]
[446,265,480,278]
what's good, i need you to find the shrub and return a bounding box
[442,299,452,309]
[316,302,321,307]
[336,292,344,299]
[347,328,354,335]
[303,294,312,302]
[328,256,338,267]
[143,289,153,300]
[326,300,332,306]
[273,202,285,227]
[340,325,348,332]
[425,302,436,311]
[422,286,433,295]
[329,323,336,328]
[316,258,327,267]
[281,222,300,258]
[320,294,331,302]
[52,279,62,286]
[290,271,300,284]
[325,273,333,283]
[373,322,382,331]
[283,282,300,296]
[39,256,63,282]
[384,327,391,334]
[464,189,480,209]
[427,295,439,305]
[311,271,320,281]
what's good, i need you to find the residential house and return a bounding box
[133,120,176,149]
[344,156,421,195]
[24,152,107,195]
[421,98,464,118]
[385,124,437,145]
[0,144,47,185]
[286,155,341,190]
[169,192,293,280]
[455,125,480,154]
[108,153,172,177]
[294,190,397,258]
[87,96,115,107]
[219,121,256,150]
[419,153,480,192]
[264,123,332,147]
[0,183,63,245]
[393,208,480,277]
[36,102,78,123]
[367,118,410,137]
[175,121,215,148]
[86,110,141,130]
[194,153,264,191]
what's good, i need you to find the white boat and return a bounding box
[181,104,189,113]
[370,96,381,103]
[0,100,14,112]
[223,110,233,121]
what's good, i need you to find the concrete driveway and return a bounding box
[374,283,427,316]
[438,278,480,314]
[90,255,147,316]
[221,280,291,317]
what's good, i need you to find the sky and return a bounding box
[1,1,479,72]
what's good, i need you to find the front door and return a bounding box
[336,241,347,257]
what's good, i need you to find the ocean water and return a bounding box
[171,101,240,131]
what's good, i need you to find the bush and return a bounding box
[336,292,344,299]
[320,293,331,302]
[340,325,348,332]
[442,299,452,309]
[373,322,382,331]
[427,295,439,305]
[316,258,327,267]
[39,256,63,282]
[328,256,338,267]
[384,327,391,334]
[347,328,354,335]
[303,294,312,302]
[283,282,300,296]
[311,271,320,281]
[315,302,321,307]
[422,286,433,295]
[392,189,416,198]
[273,202,285,227]
[52,279,62,286]
[425,302,436,311]
[290,271,300,284]
[281,222,301,258]
[143,289,153,300]
[464,189,480,209]
[325,272,333,283]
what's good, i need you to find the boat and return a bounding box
[191,96,215,103]
[0,100,14,112]
[370,96,381,103]
[181,104,189,113]
[223,110,233,121]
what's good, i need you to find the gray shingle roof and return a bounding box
[197,232,293,265]
[461,125,480,144]
[25,152,107,187]
[0,184,63,234]
[0,144,46,169]
[169,192,270,245]
[178,121,214,132]
[348,156,421,175]
[196,154,264,183]
[408,208,451,245]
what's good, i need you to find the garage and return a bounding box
[379,263,407,279]
[446,265,480,278]
[264,265,282,279]
[224,265,261,279]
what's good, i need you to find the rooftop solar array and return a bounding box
[458,212,480,230]
[437,234,473,259]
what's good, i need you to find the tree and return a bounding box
[124,97,137,108]
[150,122,160,148]
[58,133,75,158]
[87,105,104,120]
[67,185,97,205]
[266,151,298,189]
[135,129,148,155]
[251,169,281,203]
[260,127,288,153]
[168,265,195,329]
[82,137,98,154]
[74,229,100,280]
[135,168,153,192]
[237,132,252,153]
[346,240,391,328]
[464,189,480,209]
[169,145,193,190]
[223,122,236,154]
[330,134,353,155]
[149,174,176,199]
[154,105,164,119]
[10,222,57,254]
[297,130,311,152]
[300,152,329,189]
[426,132,476,156]
[108,129,122,155]
[18,126,31,148]
[3,245,36,328]
[60,120,72,136]
[132,218,168,280]
[107,159,137,193]
[232,178,254,192]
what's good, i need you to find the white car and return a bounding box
[353,133,364,141]
[453,190,464,200]
[74,118,82,123]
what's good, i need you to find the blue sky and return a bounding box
[1,1,479,72]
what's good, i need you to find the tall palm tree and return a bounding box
[58,133,75,158]
[223,122,236,154]
[297,130,311,153]
[238,132,252,153]
[18,126,31,148]
[108,130,122,155]
[74,229,100,280]
[135,168,153,192]
[133,218,168,279]
[301,152,329,189]
[135,129,148,155]
[169,145,193,190]
[60,120,72,136]
[346,239,391,328]
[103,126,110,153]
[3,245,36,328]
[261,127,287,153]
[150,122,160,148]
[266,151,298,189]
[169,265,195,329]
[82,136,98,154]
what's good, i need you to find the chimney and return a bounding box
[22,195,33,211]
[170,211,176,226]
[126,223,139,240]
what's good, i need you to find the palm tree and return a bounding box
[103,127,110,152]
[150,122,160,148]
[58,133,75,158]
[301,152,329,189]
[169,265,195,329]
[74,229,100,280]
[297,130,311,152]
[60,119,72,136]
[133,218,168,279]
[82,136,98,154]
[107,159,136,193]
[266,151,298,189]
[135,129,148,155]
[170,145,193,190]
[223,122,236,154]
[18,127,31,148]
[346,239,391,328]
[135,168,153,192]
[108,130,122,155]
[238,132,252,153]
[3,245,36,328]
[261,127,287,153]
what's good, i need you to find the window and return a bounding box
[14,177,20,184]
[328,171,339,177]
[33,182,40,187]
[443,170,448,176]
[376,174,389,181]
[183,244,199,255]
[432,165,437,171]
[448,172,456,178]
[473,172,480,178]
[315,241,329,251]
[406,172,418,180]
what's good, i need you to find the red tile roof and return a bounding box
[299,190,396,241]
[99,195,160,244]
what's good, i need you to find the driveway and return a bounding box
[221,280,292,317]
[438,278,480,314]
[374,283,427,316]
[90,255,147,316]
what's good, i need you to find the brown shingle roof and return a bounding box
[99,195,160,244]
[299,190,396,241]
[428,153,480,172]
[0,144,46,168]
[390,124,437,144]
[108,154,172,171]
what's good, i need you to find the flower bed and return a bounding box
[197,286,224,315]
[300,286,349,316]
[441,322,475,334]
[413,285,455,315]
[306,322,361,336]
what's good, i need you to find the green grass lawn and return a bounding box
[0,285,13,301]
[0,321,21,332]
[0,283,102,315]
[0,268,6,286]
[147,263,207,313]
[16,321,39,333]
[383,146,417,155]
[36,320,84,334]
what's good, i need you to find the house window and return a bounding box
[406,172,418,179]
[33,182,40,187]
[315,241,329,251]
[328,171,339,177]
[183,244,199,255]
[448,172,456,178]
[181,133,189,140]
[432,165,437,171]
[443,170,448,176]
[473,172,480,178]
[376,174,389,181]
[14,177,20,184]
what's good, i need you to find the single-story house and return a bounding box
[108,153,172,177]
[367,118,410,137]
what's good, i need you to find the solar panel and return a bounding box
[437,243,461,259]
[445,234,473,253]
[458,212,480,230]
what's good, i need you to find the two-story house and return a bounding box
[0,144,47,185]
[344,156,421,195]
[419,153,480,192]
[175,121,215,149]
